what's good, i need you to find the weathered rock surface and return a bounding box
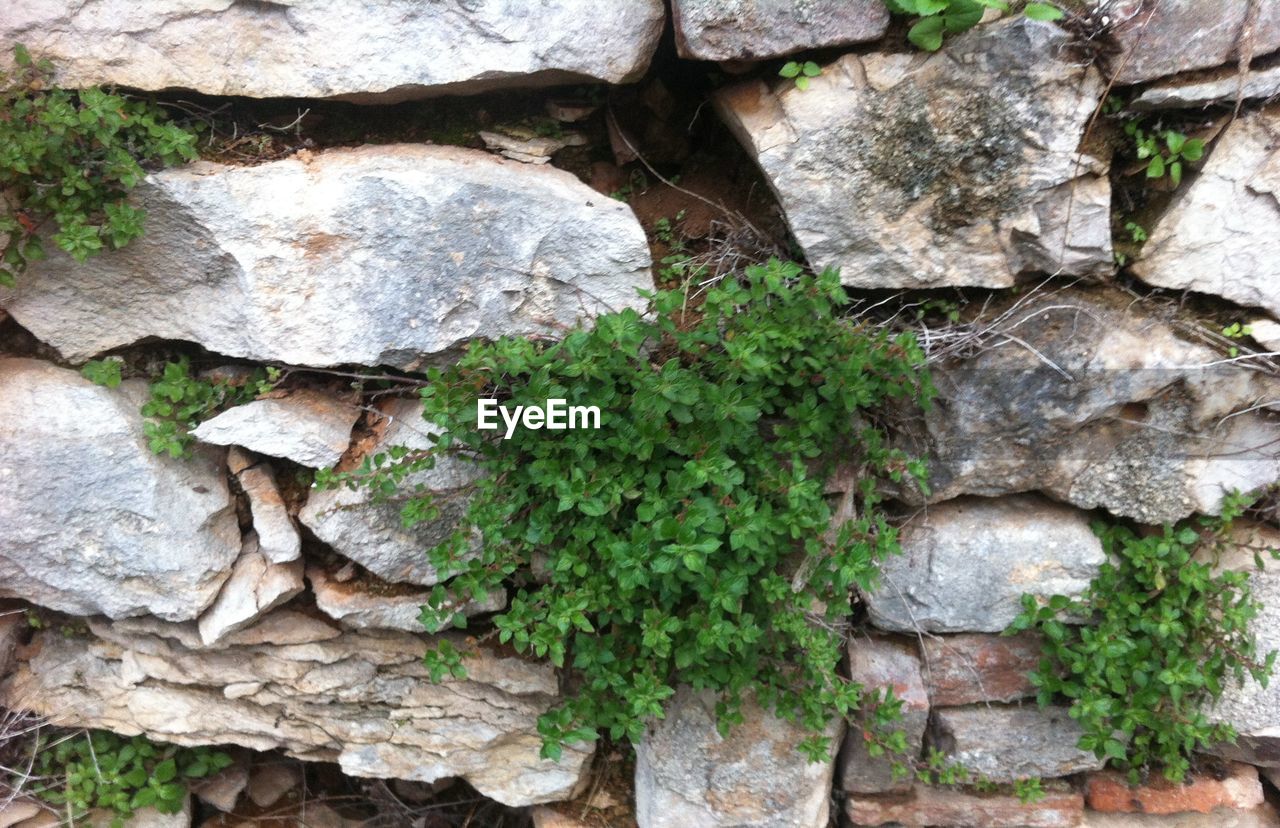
[0,613,593,807]
[634,687,841,827]
[862,495,1104,634]
[1085,762,1264,815]
[0,0,665,102]
[198,533,305,645]
[193,391,358,469]
[839,636,927,794]
[912,288,1280,523]
[929,704,1105,782]
[1105,0,1280,85]
[670,0,888,61]
[715,17,1111,289]
[234,459,301,564]
[300,398,479,585]
[0,146,652,369]
[1131,64,1280,110]
[308,566,505,633]
[0,359,240,621]
[920,632,1041,706]
[1082,805,1280,828]
[846,783,1085,827]
[1133,107,1280,319]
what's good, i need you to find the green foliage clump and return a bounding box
[0,45,199,286]
[1124,120,1205,187]
[319,261,933,760]
[31,730,231,827]
[779,60,822,91]
[885,0,1063,52]
[1010,494,1279,783]
[136,358,278,457]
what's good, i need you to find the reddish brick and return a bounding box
[1084,763,1263,815]
[921,632,1042,706]
[846,783,1084,827]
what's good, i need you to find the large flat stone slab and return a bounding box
[671,0,888,61]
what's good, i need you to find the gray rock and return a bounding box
[929,704,1105,782]
[634,686,841,828]
[308,566,506,633]
[1251,319,1280,352]
[0,359,240,621]
[912,288,1280,524]
[1131,64,1280,110]
[1104,0,1280,85]
[1,615,593,807]
[838,636,927,794]
[863,495,1104,634]
[714,17,1112,289]
[197,533,305,646]
[193,390,358,469]
[300,398,480,586]
[671,0,888,61]
[0,0,665,102]
[0,145,652,369]
[235,460,301,564]
[1132,106,1280,320]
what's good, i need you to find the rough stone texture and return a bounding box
[911,288,1280,523]
[190,761,249,812]
[246,762,301,809]
[308,566,506,632]
[0,359,240,621]
[0,145,652,369]
[929,704,1105,782]
[1251,319,1280,352]
[838,636,927,794]
[920,633,1041,706]
[846,783,1085,827]
[1085,762,1263,815]
[1105,0,1280,85]
[0,0,665,102]
[1131,64,1280,110]
[715,18,1111,290]
[193,391,358,469]
[197,533,305,646]
[300,398,480,586]
[235,460,301,564]
[0,614,593,807]
[1132,106,1280,319]
[634,687,842,828]
[862,495,1104,634]
[1082,805,1280,828]
[670,0,888,61]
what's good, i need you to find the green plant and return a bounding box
[885,0,1063,52]
[318,260,934,760]
[1124,121,1205,187]
[30,730,232,827]
[1010,493,1279,783]
[137,358,279,458]
[81,357,123,388]
[0,45,199,286]
[779,60,821,90]
[1124,221,1147,243]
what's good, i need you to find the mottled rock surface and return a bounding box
[0,614,593,807]
[0,359,240,621]
[715,17,1111,289]
[930,704,1105,782]
[193,391,358,469]
[839,636,927,794]
[0,0,666,102]
[862,495,1104,634]
[670,0,888,61]
[1133,106,1280,319]
[920,632,1041,706]
[1082,805,1280,828]
[0,146,652,369]
[1131,64,1280,110]
[846,783,1085,827]
[634,687,841,827]
[1105,0,1280,85]
[1086,762,1264,815]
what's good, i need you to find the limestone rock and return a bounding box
[929,704,1105,782]
[838,636,927,794]
[193,391,358,469]
[197,533,305,646]
[634,687,841,828]
[1132,107,1280,320]
[308,566,506,633]
[0,359,240,621]
[234,460,300,564]
[0,145,652,369]
[912,288,1280,523]
[919,632,1041,706]
[1251,319,1280,352]
[1104,0,1280,85]
[862,495,1104,634]
[1085,762,1264,815]
[846,783,1085,827]
[1132,64,1280,110]
[1,616,593,807]
[0,0,665,102]
[714,17,1111,289]
[670,0,888,61]
[1082,805,1280,828]
[300,398,480,586]
[190,760,249,812]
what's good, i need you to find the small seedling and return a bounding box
[1124,221,1147,243]
[779,60,821,90]
[1126,120,1205,187]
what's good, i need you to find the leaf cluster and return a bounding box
[1124,120,1205,187]
[779,60,822,91]
[130,357,279,457]
[0,45,199,286]
[1010,494,1279,783]
[322,261,933,760]
[884,0,1062,51]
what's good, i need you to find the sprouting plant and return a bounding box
[609,169,650,202]
[884,1,1063,52]
[1125,121,1205,187]
[0,45,199,286]
[1222,322,1253,339]
[1124,221,1147,243]
[779,60,822,90]
[136,358,280,458]
[81,357,123,388]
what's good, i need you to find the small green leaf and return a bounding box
[1024,3,1065,21]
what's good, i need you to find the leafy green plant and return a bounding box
[318,260,934,761]
[779,60,821,90]
[1010,494,1279,783]
[1124,121,1205,187]
[0,45,199,286]
[136,358,279,458]
[81,357,123,388]
[885,0,1062,52]
[1124,221,1147,243]
[30,730,232,827]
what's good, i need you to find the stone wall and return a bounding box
[2,2,1280,827]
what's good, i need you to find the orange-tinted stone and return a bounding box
[846,784,1084,827]
[1084,763,1263,815]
